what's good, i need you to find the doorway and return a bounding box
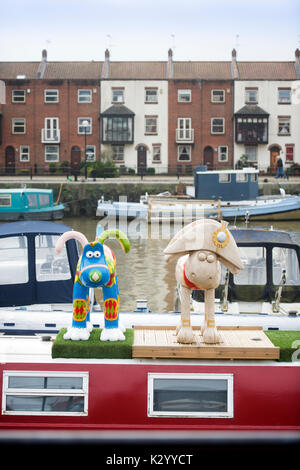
[203,146,214,169]
[269,145,281,175]
[137,145,147,174]
[5,146,15,174]
[71,146,81,179]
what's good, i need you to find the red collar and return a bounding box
[183,262,200,289]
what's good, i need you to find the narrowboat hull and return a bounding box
[0,206,65,221]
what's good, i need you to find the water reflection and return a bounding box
[61,216,300,313]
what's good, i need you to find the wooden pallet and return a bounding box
[132,325,280,360]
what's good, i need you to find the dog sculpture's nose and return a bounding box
[89,270,102,283]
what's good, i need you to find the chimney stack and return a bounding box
[101,49,110,79]
[167,48,174,79]
[295,48,300,78]
[36,49,47,78]
[231,48,239,79]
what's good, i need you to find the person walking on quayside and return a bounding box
[275,152,286,179]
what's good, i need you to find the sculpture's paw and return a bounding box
[118,320,126,333]
[87,321,93,332]
[100,327,125,342]
[177,326,194,344]
[63,327,90,341]
[202,327,221,344]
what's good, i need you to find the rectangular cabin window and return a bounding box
[272,247,300,286]
[0,195,12,207]
[0,236,28,285]
[35,234,71,282]
[148,373,233,418]
[234,246,267,285]
[219,173,231,183]
[2,371,88,416]
[236,173,248,182]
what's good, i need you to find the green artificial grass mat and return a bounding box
[265,330,300,362]
[52,328,133,359]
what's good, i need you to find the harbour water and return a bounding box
[60,216,300,313]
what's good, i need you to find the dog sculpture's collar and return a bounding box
[182,262,201,290]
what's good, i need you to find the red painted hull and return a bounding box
[1,361,299,431]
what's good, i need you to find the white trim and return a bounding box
[211,89,225,103]
[78,89,92,103]
[2,370,89,416]
[147,372,234,418]
[211,117,225,134]
[44,89,59,103]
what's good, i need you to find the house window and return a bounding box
[178,89,191,102]
[145,88,158,103]
[86,145,96,162]
[112,89,124,103]
[245,88,258,103]
[12,118,26,134]
[12,90,26,103]
[44,117,59,141]
[177,118,193,141]
[285,145,294,162]
[44,90,59,103]
[278,116,290,135]
[103,116,133,143]
[2,371,89,416]
[278,88,291,104]
[178,145,191,161]
[211,90,225,103]
[78,89,92,103]
[148,373,233,418]
[236,117,268,144]
[211,118,225,134]
[45,145,59,162]
[20,146,30,162]
[152,144,161,162]
[0,236,28,285]
[78,118,92,134]
[218,146,228,162]
[145,116,158,134]
[112,145,125,162]
[244,146,257,162]
[35,235,71,282]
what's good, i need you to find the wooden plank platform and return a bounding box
[132,326,280,360]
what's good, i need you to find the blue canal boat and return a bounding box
[0,187,65,221]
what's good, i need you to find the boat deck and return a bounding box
[132,326,280,360]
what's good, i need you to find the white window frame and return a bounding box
[112,145,125,162]
[86,145,96,162]
[2,370,89,416]
[44,117,59,141]
[152,144,161,162]
[145,116,158,134]
[178,89,192,102]
[211,117,225,134]
[12,90,26,103]
[177,145,191,161]
[112,89,124,103]
[45,145,59,162]
[78,89,92,103]
[78,117,92,135]
[145,88,158,103]
[12,118,26,134]
[211,89,225,103]
[278,88,291,104]
[278,116,291,135]
[245,88,258,103]
[148,373,233,418]
[20,145,30,162]
[44,89,59,103]
[218,146,228,162]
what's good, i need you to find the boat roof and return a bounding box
[0,188,53,194]
[0,220,72,237]
[230,228,294,245]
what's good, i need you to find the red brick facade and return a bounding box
[168,79,234,172]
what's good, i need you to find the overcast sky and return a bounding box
[0,0,299,62]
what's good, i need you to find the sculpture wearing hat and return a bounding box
[164,219,244,344]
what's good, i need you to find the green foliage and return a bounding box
[88,161,119,178]
[265,330,300,362]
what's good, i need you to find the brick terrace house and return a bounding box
[0,50,102,174]
[167,49,234,173]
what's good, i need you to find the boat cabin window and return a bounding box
[272,247,300,285]
[148,373,233,418]
[38,193,50,207]
[27,193,37,208]
[35,235,71,282]
[233,246,266,285]
[219,174,231,183]
[0,195,11,207]
[0,236,28,285]
[2,371,89,416]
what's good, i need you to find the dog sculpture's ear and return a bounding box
[97,229,130,253]
[55,230,88,254]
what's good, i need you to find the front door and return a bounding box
[270,146,280,175]
[71,146,81,175]
[203,146,214,169]
[5,146,15,174]
[137,145,147,174]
